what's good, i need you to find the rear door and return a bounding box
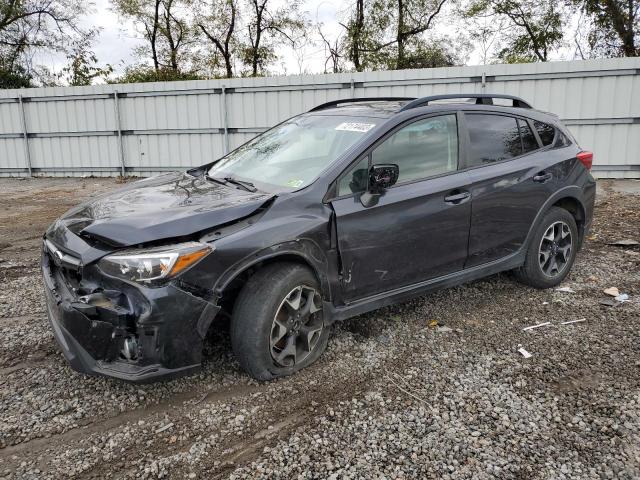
[462,112,559,267]
[330,113,472,302]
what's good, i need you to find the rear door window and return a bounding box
[465,113,522,166]
[519,119,539,153]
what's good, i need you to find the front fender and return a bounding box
[212,239,336,302]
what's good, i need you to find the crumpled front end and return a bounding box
[41,233,219,383]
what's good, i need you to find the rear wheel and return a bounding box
[514,207,578,289]
[230,263,329,380]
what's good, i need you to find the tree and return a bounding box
[464,0,565,62]
[462,8,509,64]
[59,32,114,86]
[343,0,396,71]
[318,23,344,73]
[195,0,238,78]
[573,0,639,57]
[241,0,306,76]
[161,0,189,71]
[0,0,89,86]
[343,0,455,71]
[345,0,366,71]
[112,0,193,73]
[392,0,448,69]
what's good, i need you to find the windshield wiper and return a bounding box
[206,173,258,192]
[221,176,258,192]
[205,173,228,187]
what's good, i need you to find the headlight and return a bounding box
[98,242,213,283]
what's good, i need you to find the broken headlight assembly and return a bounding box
[98,242,213,283]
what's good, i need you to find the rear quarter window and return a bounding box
[555,130,571,147]
[534,121,555,146]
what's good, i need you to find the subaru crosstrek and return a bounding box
[41,94,596,382]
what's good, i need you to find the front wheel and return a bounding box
[230,263,330,380]
[514,207,579,289]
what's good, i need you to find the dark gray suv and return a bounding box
[42,94,596,382]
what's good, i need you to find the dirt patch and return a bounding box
[550,369,606,394]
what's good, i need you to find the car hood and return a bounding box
[55,172,275,247]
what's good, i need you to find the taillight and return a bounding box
[577,151,593,171]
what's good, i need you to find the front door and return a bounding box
[330,114,472,302]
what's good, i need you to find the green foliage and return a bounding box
[464,0,565,62]
[0,65,32,89]
[496,51,537,63]
[239,44,277,75]
[572,0,639,56]
[397,42,458,68]
[109,65,203,83]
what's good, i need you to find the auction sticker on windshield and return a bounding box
[335,122,376,133]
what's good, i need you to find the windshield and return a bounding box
[208,114,379,191]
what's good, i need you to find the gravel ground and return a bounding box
[0,177,639,480]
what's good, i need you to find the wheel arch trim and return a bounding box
[213,240,333,301]
[525,186,588,249]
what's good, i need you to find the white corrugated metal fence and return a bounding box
[0,58,638,178]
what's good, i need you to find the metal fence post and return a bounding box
[113,91,126,177]
[18,95,32,177]
[350,79,355,98]
[221,85,229,155]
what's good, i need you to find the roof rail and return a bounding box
[309,97,415,112]
[399,94,532,111]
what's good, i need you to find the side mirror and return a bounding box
[369,164,399,192]
[360,164,399,207]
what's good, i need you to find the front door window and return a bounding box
[337,114,458,197]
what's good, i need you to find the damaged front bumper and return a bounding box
[42,240,220,383]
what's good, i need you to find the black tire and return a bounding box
[514,207,579,289]
[230,263,330,381]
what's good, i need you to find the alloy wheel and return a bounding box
[270,285,323,367]
[538,221,572,277]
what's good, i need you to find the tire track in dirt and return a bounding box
[0,316,53,371]
[0,352,54,375]
[135,327,418,479]
[13,322,409,479]
[0,383,264,473]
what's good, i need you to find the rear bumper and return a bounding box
[42,243,220,383]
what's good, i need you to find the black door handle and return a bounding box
[533,172,552,183]
[444,190,471,204]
